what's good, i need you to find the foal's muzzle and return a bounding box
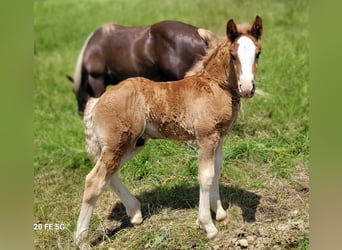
[238,79,256,98]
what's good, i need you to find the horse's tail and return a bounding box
[83,97,102,163]
[72,32,94,94]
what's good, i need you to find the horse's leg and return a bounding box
[108,147,145,225]
[74,147,118,248]
[210,138,227,221]
[197,135,220,239]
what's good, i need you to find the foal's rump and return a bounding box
[85,80,149,158]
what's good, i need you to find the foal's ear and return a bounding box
[250,16,263,40]
[226,19,239,43]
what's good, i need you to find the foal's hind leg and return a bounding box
[210,138,227,221]
[75,147,118,247]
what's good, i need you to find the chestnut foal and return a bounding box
[75,16,262,247]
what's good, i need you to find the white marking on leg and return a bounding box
[198,152,218,239]
[75,202,94,247]
[75,166,108,246]
[109,173,142,225]
[210,139,227,221]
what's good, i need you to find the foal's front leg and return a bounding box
[108,147,145,225]
[197,136,220,239]
[210,138,227,221]
[109,173,143,225]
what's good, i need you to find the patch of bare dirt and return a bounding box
[208,165,309,249]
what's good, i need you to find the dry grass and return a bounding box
[34,143,308,249]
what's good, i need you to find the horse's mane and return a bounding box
[185,22,253,77]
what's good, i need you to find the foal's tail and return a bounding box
[83,97,102,163]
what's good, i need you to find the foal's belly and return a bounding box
[144,120,196,141]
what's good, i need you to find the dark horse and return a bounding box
[68,20,216,115]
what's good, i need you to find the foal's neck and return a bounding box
[202,41,238,94]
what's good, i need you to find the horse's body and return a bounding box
[69,20,216,114]
[75,16,262,247]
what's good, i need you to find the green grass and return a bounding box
[34,0,309,249]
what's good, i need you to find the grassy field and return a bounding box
[34,0,309,249]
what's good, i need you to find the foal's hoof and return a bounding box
[130,212,143,225]
[196,219,219,240]
[74,231,90,250]
[215,210,227,221]
[77,242,90,250]
[196,218,202,229]
[206,228,219,240]
[74,238,90,250]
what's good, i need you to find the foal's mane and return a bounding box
[185,22,253,77]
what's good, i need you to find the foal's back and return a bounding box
[93,76,238,143]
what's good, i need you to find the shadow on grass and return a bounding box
[91,183,260,246]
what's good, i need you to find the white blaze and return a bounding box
[236,36,256,97]
[237,36,256,82]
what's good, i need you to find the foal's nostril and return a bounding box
[251,84,256,95]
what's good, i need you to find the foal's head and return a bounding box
[227,16,262,98]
